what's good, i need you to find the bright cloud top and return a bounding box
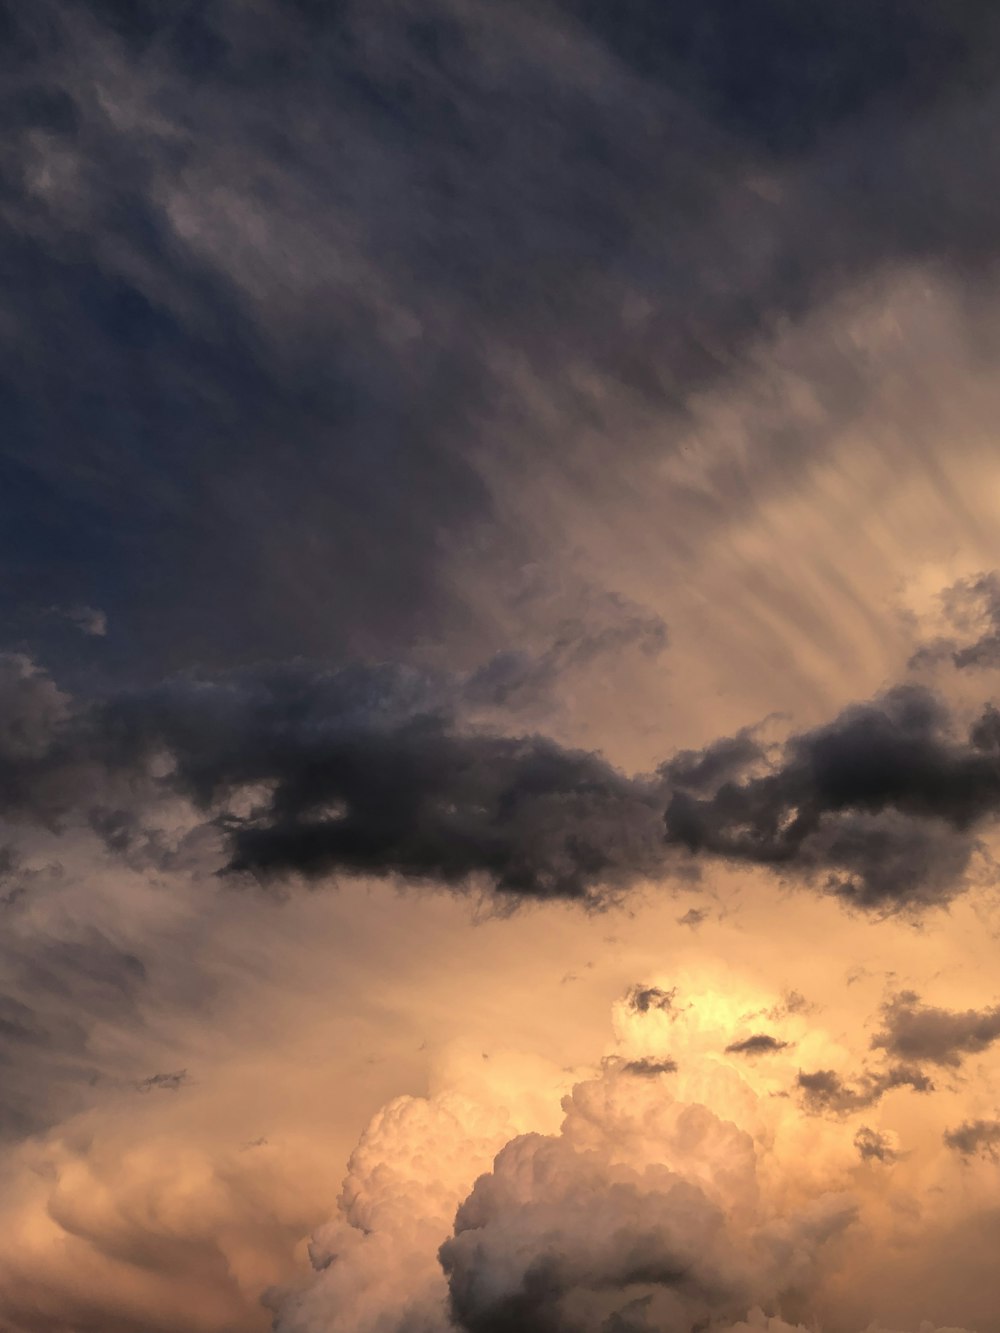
[269,976,991,1333]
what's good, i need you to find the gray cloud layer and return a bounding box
[4,0,1000,686]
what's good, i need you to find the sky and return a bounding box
[4,2,1000,1331]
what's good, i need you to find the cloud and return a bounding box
[625,985,678,1014]
[0,656,669,902]
[943,1119,1000,1161]
[561,0,1000,154]
[1,1125,335,1333]
[872,992,1000,1069]
[439,1057,858,1333]
[2,5,1000,1332]
[7,653,1000,917]
[663,685,1000,911]
[263,979,992,1333]
[45,604,108,637]
[116,665,669,901]
[725,1035,788,1056]
[269,991,786,1333]
[3,0,1000,689]
[724,1317,971,1333]
[677,907,708,929]
[616,1057,678,1077]
[853,1126,900,1164]
[136,1069,188,1093]
[270,1091,515,1333]
[440,1133,758,1333]
[797,1065,934,1116]
[463,592,668,714]
[768,992,813,1020]
[912,572,1000,671]
[0,925,150,1140]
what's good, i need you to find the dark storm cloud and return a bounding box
[8,654,1000,912]
[0,657,667,902]
[4,0,1000,685]
[725,1034,788,1056]
[663,685,1000,910]
[854,1126,899,1164]
[123,666,673,899]
[797,1065,933,1115]
[871,992,1000,1068]
[943,1119,1000,1160]
[661,733,764,800]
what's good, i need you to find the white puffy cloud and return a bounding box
[269,973,984,1333]
[269,1092,514,1333]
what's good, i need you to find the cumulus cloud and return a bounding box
[440,1130,764,1333]
[270,1092,516,1333]
[269,981,983,1333]
[274,1054,852,1333]
[872,992,1000,1069]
